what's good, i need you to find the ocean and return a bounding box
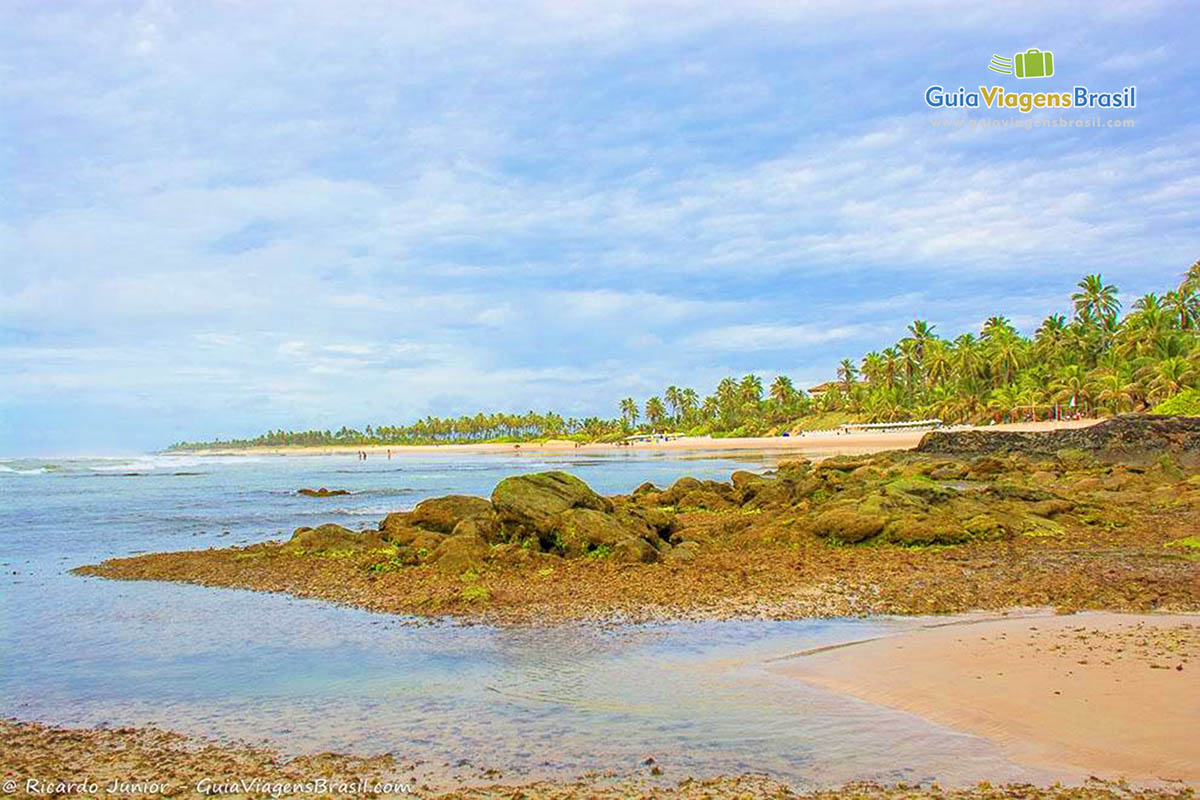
[0,450,1038,787]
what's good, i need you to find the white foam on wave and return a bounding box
[86,454,270,472]
[0,464,52,475]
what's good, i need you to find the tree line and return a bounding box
[169,260,1200,450]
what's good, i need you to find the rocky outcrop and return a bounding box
[917,415,1200,466]
[491,471,612,539]
[289,471,680,569]
[297,487,351,497]
[289,524,385,551]
[408,495,493,533]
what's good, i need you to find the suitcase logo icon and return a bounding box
[988,49,1055,79]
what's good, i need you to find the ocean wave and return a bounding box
[0,464,54,475]
[322,506,407,517]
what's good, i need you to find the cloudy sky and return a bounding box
[2,1,1197,454]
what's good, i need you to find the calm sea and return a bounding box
[0,451,1039,788]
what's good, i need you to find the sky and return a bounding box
[2,1,1198,455]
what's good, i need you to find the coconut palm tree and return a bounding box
[1072,274,1121,354]
[739,374,763,405]
[1051,364,1094,415]
[644,396,666,430]
[769,375,795,408]
[907,319,936,361]
[679,387,699,424]
[1163,288,1199,331]
[836,359,858,392]
[664,386,683,423]
[619,397,639,428]
[860,351,884,385]
[1147,357,1196,404]
[880,347,901,389]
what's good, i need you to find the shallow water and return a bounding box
[0,452,1041,787]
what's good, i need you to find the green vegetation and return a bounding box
[170,260,1200,450]
[1153,388,1200,416]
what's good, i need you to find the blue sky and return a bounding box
[2,1,1197,455]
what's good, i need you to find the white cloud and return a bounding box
[684,323,868,352]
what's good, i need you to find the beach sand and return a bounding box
[775,611,1200,787]
[189,419,1099,458]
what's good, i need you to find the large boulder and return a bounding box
[409,495,493,533]
[451,513,502,544]
[811,506,887,544]
[657,477,703,506]
[611,536,659,563]
[491,471,612,539]
[676,489,732,511]
[615,505,675,540]
[431,533,490,573]
[882,513,971,546]
[289,524,384,551]
[551,508,637,557]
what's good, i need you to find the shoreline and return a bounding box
[4,720,1194,800]
[777,611,1200,787]
[165,419,1099,458]
[6,611,1198,797]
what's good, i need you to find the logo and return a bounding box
[923,48,1135,114]
[989,49,1055,79]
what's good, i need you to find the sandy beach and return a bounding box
[184,419,1100,458]
[776,611,1200,787]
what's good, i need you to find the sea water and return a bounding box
[0,451,1041,787]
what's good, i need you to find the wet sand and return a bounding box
[4,718,1195,799]
[182,419,1098,458]
[776,611,1200,787]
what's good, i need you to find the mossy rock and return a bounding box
[632,481,661,496]
[883,514,971,546]
[812,506,887,543]
[431,533,490,573]
[730,470,765,489]
[1030,470,1058,485]
[409,495,493,533]
[655,476,702,506]
[615,505,675,539]
[677,489,732,511]
[967,456,1006,478]
[1028,498,1075,518]
[663,540,700,562]
[290,524,384,551]
[297,487,351,497]
[381,520,447,551]
[1154,454,1185,481]
[883,476,956,504]
[816,457,871,473]
[776,459,812,477]
[929,463,968,480]
[1021,514,1066,537]
[451,513,502,544]
[1055,448,1097,470]
[611,536,659,563]
[849,465,883,482]
[984,483,1057,503]
[552,508,639,557]
[964,513,1011,540]
[491,471,612,537]
[744,477,818,510]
